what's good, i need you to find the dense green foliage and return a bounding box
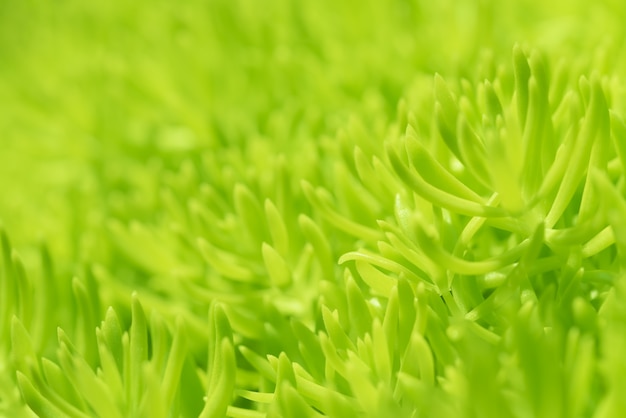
[2,0,626,417]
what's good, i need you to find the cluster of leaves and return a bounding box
[3,1,626,417]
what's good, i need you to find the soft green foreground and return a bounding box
[2,1,626,417]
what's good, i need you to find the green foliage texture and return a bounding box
[2,0,626,417]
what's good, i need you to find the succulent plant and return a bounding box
[2,0,626,417]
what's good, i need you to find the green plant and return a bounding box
[2,0,626,417]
